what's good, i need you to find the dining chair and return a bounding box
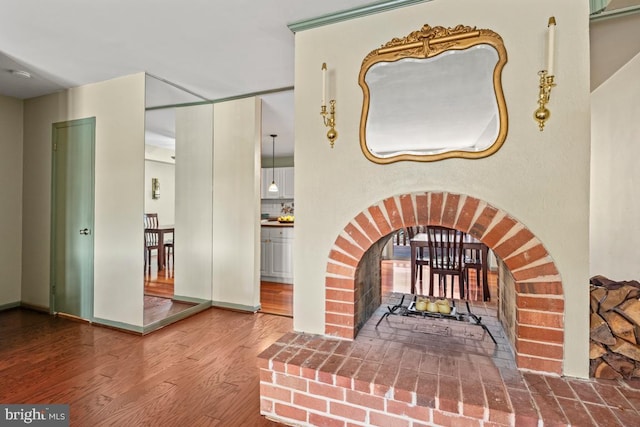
[408,226,430,288]
[426,226,467,299]
[143,213,161,272]
[393,228,408,246]
[144,213,158,229]
[464,246,484,301]
[144,228,159,273]
[164,238,174,268]
[144,213,174,271]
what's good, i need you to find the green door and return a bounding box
[51,117,95,320]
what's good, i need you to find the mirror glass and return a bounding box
[359,25,508,163]
[144,75,207,327]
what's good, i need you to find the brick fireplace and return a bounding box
[325,191,565,374]
[258,191,573,426]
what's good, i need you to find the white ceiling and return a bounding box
[144,88,295,158]
[0,0,376,157]
[2,1,640,157]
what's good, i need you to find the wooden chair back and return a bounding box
[144,229,159,248]
[426,226,466,298]
[464,246,484,300]
[144,213,159,229]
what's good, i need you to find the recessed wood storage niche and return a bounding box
[359,24,508,163]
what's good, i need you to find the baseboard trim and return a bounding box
[57,312,91,324]
[172,295,211,305]
[142,301,211,335]
[93,317,144,334]
[211,300,261,313]
[0,301,21,312]
[20,302,50,313]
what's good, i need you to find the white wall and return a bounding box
[173,98,261,308]
[0,95,23,307]
[174,104,214,301]
[144,159,175,224]
[591,53,640,280]
[22,73,146,326]
[212,97,262,309]
[293,0,591,377]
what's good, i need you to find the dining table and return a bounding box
[409,231,490,301]
[145,224,174,271]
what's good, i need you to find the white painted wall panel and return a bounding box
[212,98,261,309]
[22,73,146,326]
[0,95,23,307]
[591,53,640,280]
[293,0,591,377]
[174,104,214,301]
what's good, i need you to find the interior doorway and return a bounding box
[51,117,96,320]
[259,90,295,317]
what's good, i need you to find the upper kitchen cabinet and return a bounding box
[281,167,294,199]
[261,167,294,200]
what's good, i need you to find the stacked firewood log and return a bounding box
[590,275,640,379]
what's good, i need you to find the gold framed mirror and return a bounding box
[359,24,508,163]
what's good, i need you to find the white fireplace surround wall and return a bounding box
[293,0,591,378]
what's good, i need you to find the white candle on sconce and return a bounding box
[321,62,327,107]
[547,16,556,76]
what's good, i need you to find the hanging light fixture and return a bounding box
[268,134,279,193]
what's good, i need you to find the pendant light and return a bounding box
[268,134,279,193]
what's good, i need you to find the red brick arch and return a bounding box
[324,192,564,374]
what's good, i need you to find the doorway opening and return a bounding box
[259,90,295,318]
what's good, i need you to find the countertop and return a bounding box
[261,220,294,228]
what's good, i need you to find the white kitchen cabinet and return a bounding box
[261,167,294,199]
[281,167,294,199]
[261,226,293,284]
[260,227,270,277]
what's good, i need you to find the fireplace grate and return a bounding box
[375,294,497,344]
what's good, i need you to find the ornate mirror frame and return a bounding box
[359,24,508,163]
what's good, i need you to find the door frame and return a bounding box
[50,117,96,320]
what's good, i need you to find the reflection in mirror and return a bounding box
[143,75,206,327]
[359,25,508,163]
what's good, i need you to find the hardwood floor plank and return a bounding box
[1,260,495,426]
[259,281,293,317]
[144,254,174,298]
[0,308,291,426]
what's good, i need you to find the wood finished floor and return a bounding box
[259,281,293,317]
[144,255,294,319]
[144,255,174,299]
[144,256,199,326]
[0,307,292,426]
[2,257,496,426]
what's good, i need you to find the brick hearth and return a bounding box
[258,296,640,426]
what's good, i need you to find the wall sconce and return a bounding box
[320,63,338,148]
[152,178,160,199]
[534,17,557,131]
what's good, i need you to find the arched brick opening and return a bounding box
[324,191,564,375]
